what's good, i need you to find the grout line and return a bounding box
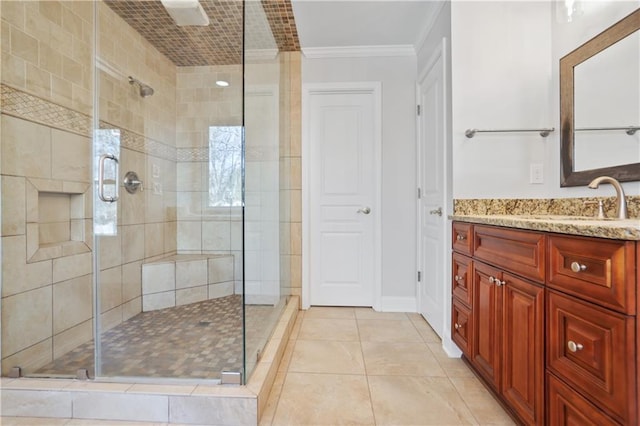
[355,313,378,426]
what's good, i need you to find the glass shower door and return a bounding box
[93,0,244,381]
[0,0,97,379]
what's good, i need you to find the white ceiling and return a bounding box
[291,1,443,50]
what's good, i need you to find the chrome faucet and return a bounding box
[588,176,628,219]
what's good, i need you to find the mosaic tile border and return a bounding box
[454,197,640,219]
[177,147,209,162]
[1,84,92,136]
[1,84,176,161]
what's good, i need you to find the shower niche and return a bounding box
[27,183,91,263]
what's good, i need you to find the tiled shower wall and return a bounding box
[0,1,178,375]
[278,52,301,300]
[0,0,302,376]
[175,65,243,291]
[96,2,177,333]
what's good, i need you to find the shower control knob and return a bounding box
[124,171,144,194]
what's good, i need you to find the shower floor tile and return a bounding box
[35,295,275,380]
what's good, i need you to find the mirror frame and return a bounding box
[560,8,640,187]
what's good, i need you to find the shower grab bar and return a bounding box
[575,126,639,136]
[98,153,119,203]
[465,128,555,138]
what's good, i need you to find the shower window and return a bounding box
[208,126,243,207]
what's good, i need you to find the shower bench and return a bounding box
[141,254,235,311]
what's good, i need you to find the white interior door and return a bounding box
[418,40,448,337]
[305,84,381,307]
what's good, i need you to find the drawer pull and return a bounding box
[489,276,505,286]
[456,234,466,241]
[567,340,584,352]
[570,261,587,273]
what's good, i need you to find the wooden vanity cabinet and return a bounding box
[451,225,474,358]
[501,272,544,425]
[546,234,637,426]
[547,289,635,425]
[453,224,544,425]
[470,256,544,425]
[452,298,472,355]
[451,221,639,426]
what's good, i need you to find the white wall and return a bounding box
[451,1,640,199]
[451,1,554,199]
[302,54,418,302]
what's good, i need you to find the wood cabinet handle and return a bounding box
[456,234,466,241]
[567,340,584,352]
[570,261,586,273]
[454,323,461,329]
[454,275,463,282]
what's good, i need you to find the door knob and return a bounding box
[429,207,443,216]
[357,207,371,214]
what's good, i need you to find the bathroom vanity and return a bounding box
[450,216,640,425]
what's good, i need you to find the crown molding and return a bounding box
[302,45,416,59]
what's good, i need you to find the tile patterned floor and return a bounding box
[260,307,516,426]
[35,295,277,380]
[3,307,515,425]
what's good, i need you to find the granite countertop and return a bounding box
[450,214,640,241]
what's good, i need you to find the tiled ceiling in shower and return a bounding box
[103,0,300,66]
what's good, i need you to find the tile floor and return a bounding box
[32,295,279,380]
[260,307,515,426]
[1,307,515,425]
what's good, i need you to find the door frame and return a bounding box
[415,38,459,355]
[301,82,383,310]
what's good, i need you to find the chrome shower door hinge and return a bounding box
[221,370,242,385]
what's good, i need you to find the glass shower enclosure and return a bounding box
[0,0,293,384]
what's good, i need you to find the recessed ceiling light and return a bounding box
[216,80,230,87]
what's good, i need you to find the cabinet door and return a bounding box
[452,253,473,307]
[502,273,544,426]
[547,234,634,314]
[452,298,472,356]
[547,373,620,426]
[547,290,636,425]
[473,225,545,282]
[472,261,502,390]
[452,222,473,255]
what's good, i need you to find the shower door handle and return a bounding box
[98,153,119,202]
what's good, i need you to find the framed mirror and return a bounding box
[560,8,640,187]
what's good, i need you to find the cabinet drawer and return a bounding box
[452,222,473,255]
[473,225,545,282]
[452,299,472,356]
[547,373,621,426]
[452,253,472,307]
[546,290,636,425]
[548,234,635,314]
